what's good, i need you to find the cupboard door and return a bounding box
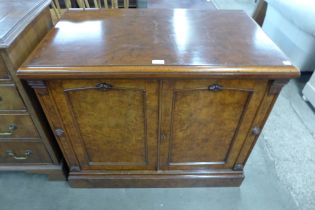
[49,80,159,170]
[159,80,268,170]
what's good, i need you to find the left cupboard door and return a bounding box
[48,80,159,171]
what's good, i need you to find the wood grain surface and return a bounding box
[18,9,299,79]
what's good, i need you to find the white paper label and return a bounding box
[152,60,165,65]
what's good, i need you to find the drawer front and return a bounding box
[0,56,10,80]
[0,84,26,111]
[0,114,39,139]
[0,142,52,164]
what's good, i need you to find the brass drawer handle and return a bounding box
[6,149,32,160]
[0,124,17,136]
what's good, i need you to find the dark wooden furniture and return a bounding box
[18,9,299,187]
[0,0,63,180]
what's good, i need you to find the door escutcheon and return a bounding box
[208,84,223,92]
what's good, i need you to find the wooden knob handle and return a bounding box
[55,128,65,137]
[252,127,261,136]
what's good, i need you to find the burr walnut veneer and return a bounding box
[18,9,299,187]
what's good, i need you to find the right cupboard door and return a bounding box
[159,79,268,170]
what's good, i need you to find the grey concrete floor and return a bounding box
[3,78,314,210]
[0,139,298,210]
[262,75,315,210]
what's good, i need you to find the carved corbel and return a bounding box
[268,79,289,95]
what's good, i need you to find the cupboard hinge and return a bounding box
[160,133,167,141]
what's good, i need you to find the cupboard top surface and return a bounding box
[0,0,50,48]
[18,9,299,79]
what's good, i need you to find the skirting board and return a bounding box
[68,172,244,188]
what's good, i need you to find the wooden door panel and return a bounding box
[170,89,249,164]
[49,80,158,170]
[160,80,267,170]
[66,88,147,166]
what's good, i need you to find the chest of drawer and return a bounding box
[0,114,39,139]
[0,84,26,111]
[0,142,52,164]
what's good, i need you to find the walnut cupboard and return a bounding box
[18,10,300,187]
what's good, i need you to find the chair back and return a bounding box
[51,0,129,19]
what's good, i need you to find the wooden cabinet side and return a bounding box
[28,80,81,172]
[234,79,289,169]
